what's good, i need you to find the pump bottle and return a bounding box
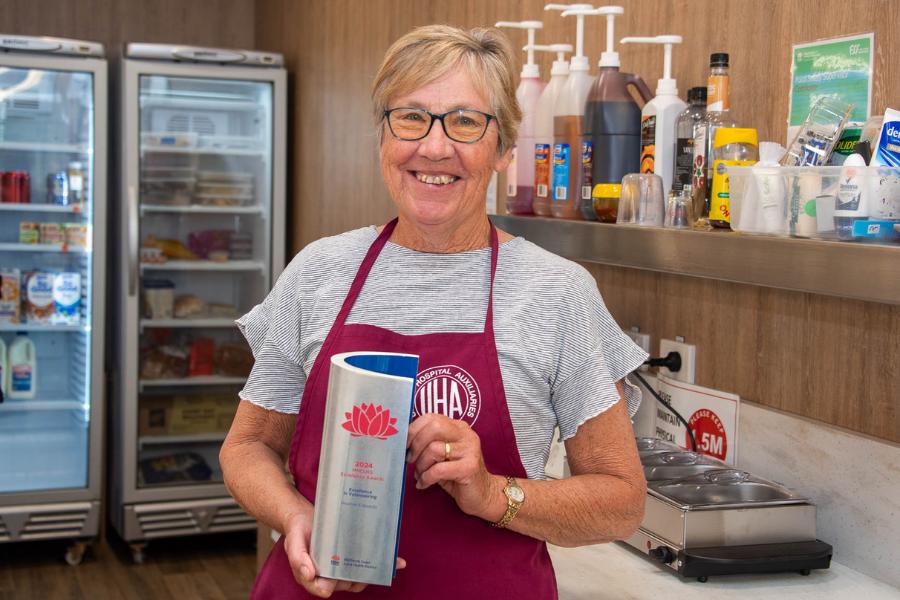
[582,6,653,220]
[495,21,546,215]
[530,43,572,217]
[544,3,598,220]
[620,36,688,197]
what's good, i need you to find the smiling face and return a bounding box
[380,68,511,233]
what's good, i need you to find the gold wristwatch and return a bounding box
[492,476,525,528]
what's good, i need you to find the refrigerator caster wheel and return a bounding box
[65,541,88,566]
[800,569,811,576]
[697,576,709,583]
[130,543,147,564]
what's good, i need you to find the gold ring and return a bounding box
[444,441,451,462]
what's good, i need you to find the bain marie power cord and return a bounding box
[634,352,697,452]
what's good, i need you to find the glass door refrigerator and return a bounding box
[0,36,107,565]
[112,44,285,561]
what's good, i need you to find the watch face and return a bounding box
[507,485,525,503]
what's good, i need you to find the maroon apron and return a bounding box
[251,219,557,599]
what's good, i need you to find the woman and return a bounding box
[221,25,647,599]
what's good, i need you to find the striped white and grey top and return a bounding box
[237,226,648,480]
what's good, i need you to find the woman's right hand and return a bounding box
[282,510,407,597]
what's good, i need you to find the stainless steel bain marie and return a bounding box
[625,446,832,581]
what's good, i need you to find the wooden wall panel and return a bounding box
[582,263,900,443]
[0,0,256,59]
[255,0,900,442]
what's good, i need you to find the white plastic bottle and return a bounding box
[0,336,7,399]
[530,43,572,217]
[620,35,688,196]
[495,20,546,215]
[834,153,868,239]
[545,3,599,219]
[8,333,36,400]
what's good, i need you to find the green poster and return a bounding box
[789,33,873,126]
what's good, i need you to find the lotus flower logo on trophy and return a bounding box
[342,403,399,440]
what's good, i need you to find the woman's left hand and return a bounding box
[406,413,504,521]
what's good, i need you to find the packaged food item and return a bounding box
[39,222,65,245]
[140,345,189,379]
[189,338,216,376]
[229,232,253,260]
[187,230,231,259]
[142,279,175,319]
[174,295,207,319]
[19,222,39,244]
[208,303,237,318]
[0,337,7,397]
[215,342,254,377]
[144,236,197,260]
[138,394,237,436]
[138,452,212,486]
[51,272,81,325]
[67,162,86,205]
[23,271,55,323]
[8,333,37,399]
[208,250,229,262]
[591,183,622,223]
[709,128,759,228]
[64,223,90,248]
[0,268,21,324]
[140,246,166,264]
[47,171,69,205]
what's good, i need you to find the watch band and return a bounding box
[492,476,523,528]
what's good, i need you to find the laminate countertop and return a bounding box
[549,542,900,599]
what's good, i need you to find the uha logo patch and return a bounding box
[414,365,481,426]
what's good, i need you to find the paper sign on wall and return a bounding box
[788,33,874,130]
[654,375,740,465]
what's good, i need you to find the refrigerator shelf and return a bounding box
[0,204,88,214]
[139,376,247,391]
[140,204,263,216]
[0,243,89,253]
[0,323,88,333]
[0,141,91,154]
[140,318,236,330]
[0,400,84,412]
[140,260,264,272]
[141,145,265,157]
[138,432,227,448]
[140,97,262,112]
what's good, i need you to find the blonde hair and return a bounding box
[372,25,522,155]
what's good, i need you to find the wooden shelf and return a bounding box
[489,215,900,306]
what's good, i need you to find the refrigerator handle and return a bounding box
[128,184,139,296]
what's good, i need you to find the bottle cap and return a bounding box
[710,52,729,68]
[713,127,758,148]
[687,86,707,103]
[592,183,622,198]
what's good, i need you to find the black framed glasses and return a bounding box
[383,107,496,143]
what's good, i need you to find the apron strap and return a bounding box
[333,217,500,336]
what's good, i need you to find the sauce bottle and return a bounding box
[495,21,546,215]
[547,4,601,220]
[583,6,653,220]
[531,43,572,217]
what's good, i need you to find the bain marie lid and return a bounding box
[641,451,724,467]
[652,468,802,495]
[635,437,682,453]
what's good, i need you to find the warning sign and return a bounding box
[654,375,740,465]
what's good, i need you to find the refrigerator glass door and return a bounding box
[0,66,95,493]
[135,74,272,489]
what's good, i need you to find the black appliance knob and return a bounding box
[649,546,676,564]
